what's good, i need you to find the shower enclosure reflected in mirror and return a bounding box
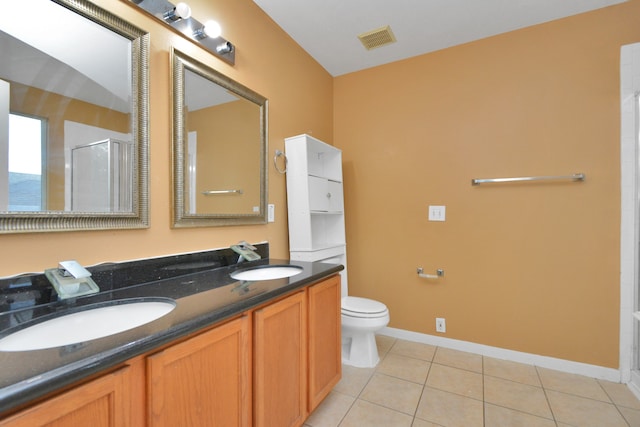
[0,0,149,232]
[171,48,267,227]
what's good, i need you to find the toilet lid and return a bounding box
[342,296,388,315]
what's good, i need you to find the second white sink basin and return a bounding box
[230,265,303,281]
[0,299,176,352]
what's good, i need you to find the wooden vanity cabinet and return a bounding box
[0,274,341,427]
[253,290,307,427]
[253,275,342,427]
[307,275,341,412]
[147,315,251,427]
[0,365,133,427]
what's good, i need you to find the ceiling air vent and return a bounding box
[358,25,397,51]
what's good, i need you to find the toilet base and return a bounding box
[341,331,380,368]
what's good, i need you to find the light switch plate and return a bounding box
[268,204,275,222]
[428,205,446,221]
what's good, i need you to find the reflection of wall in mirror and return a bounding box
[8,81,129,210]
[188,99,261,215]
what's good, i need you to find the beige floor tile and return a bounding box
[305,391,355,427]
[426,363,483,400]
[483,356,541,386]
[360,373,423,415]
[598,379,640,410]
[415,387,484,427]
[484,376,552,418]
[376,353,431,384]
[547,390,628,427]
[339,399,414,427]
[376,335,396,358]
[433,347,483,373]
[484,403,556,427]
[309,346,640,426]
[334,365,375,397]
[619,405,640,426]
[389,339,437,361]
[537,367,611,402]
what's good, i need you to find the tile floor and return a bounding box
[305,335,640,427]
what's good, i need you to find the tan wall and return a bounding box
[189,100,260,214]
[0,0,332,275]
[334,0,640,368]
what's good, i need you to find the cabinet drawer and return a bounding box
[309,177,343,212]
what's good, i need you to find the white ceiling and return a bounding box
[253,0,626,76]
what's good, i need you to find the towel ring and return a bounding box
[274,149,287,174]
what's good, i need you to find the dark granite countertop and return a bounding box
[0,245,343,415]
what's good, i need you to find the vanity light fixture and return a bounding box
[163,2,191,22]
[193,20,222,40]
[127,0,235,65]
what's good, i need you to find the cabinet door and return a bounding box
[309,176,330,211]
[309,177,343,212]
[147,316,250,427]
[253,291,307,427]
[0,366,132,427]
[308,275,342,411]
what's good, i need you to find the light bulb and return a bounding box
[175,2,192,19]
[203,20,222,38]
[194,20,222,40]
[164,2,191,22]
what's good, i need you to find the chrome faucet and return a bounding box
[45,260,99,299]
[230,241,261,263]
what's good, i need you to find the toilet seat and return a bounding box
[342,296,388,319]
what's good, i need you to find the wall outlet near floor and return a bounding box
[436,317,446,333]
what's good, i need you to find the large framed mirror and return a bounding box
[171,48,267,227]
[0,0,149,233]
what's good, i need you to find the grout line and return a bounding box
[535,366,559,426]
[482,355,486,426]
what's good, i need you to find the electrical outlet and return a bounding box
[436,317,446,333]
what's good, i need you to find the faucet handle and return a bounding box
[237,240,257,251]
[58,260,91,279]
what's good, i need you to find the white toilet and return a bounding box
[341,296,390,368]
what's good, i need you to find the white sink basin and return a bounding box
[0,300,176,352]
[230,265,303,281]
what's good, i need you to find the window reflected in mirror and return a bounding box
[8,113,45,211]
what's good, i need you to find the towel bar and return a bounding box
[471,173,585,186]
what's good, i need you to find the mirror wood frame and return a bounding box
[0,0,150,233]
[171,48,268,228]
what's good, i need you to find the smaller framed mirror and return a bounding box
[171,48,267,227]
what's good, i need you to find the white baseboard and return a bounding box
[380,327,622,383]
[629,371,640,400]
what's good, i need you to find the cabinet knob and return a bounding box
[326,193,332,199]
